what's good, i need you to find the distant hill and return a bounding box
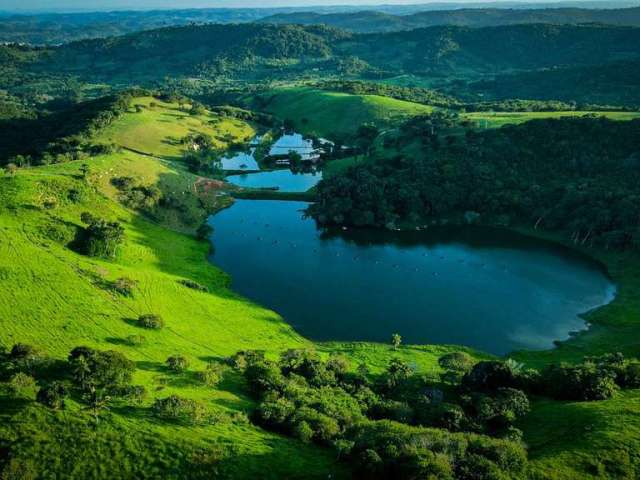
[38,23,640,80]
[261,6,640,33]
[3,3,640,45]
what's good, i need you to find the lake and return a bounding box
[218,149,260,171]
[208,200,615,355]
[226,170,322,192]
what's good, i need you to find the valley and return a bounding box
[2,9,640,479]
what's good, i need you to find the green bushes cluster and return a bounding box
[232,348,640,477]
[232,348,529,478]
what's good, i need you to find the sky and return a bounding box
[0,0,618,12]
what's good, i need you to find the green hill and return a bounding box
[0,95,474,478]
[251,86,434,137]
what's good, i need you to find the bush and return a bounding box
[126,334,146,346]
[153,395,208,424]
[36,381,68,410]
[179,279,209,292]
[166,355,189,373]
[439,352,476,373]
[7,372,37,399]
[138,314,165,330]
[112,277,137,297]
[541,362,618,401]
[198,363,224,387]
[79,218,125,258]
[462,361,520,392]
[68,347,134,393]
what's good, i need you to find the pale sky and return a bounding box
[0,0,613,12]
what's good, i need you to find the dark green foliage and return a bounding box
[137,314,165,330]
[0,91,142,166]
[178,279,209,292]
[152,395,208,424]
[68,347,134,393]
[36,382,68,410]
[78,218,125,259]
[541,362,618,401]
[347,420,527,480]
[311,116,640,251]
[166,355,189,373]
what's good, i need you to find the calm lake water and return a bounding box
[226,170,322,192]
[218,149,260,171]
[208,200,615,355]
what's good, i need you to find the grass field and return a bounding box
[463,110,640,128]
[254,86,434,137]
[0,96,479,478]
[2,94,640,479]
[97,96,256,159]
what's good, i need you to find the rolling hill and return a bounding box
[261,6,640,33]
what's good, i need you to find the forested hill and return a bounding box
[261,6,640,33]
[34,23,640,81]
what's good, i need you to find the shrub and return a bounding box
[7,372,37,399]
[462,361,520,392]
[36,381,68,410]
[152,395,208,424]
[439,352,476,373]
[166,355,189,373]
[198,363,224,387]
[541,362,618,401]
[179,279,209,292]
[112,277,137,297]
[79,219,125,258]
[126,334,146,346]
[138,314,165,330]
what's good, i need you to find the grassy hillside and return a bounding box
[0,96,478,478]
[254,86,434,137]
[96,97,255,159]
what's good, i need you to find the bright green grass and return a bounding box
[256,87,434,137]
[96,96,256,159]
[463,110,640,128]
[3,94,640,479]
[0,96,474,478]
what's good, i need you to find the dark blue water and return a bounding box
[208,200,615,355]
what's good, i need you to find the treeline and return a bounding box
[311,115,640,251]
[469,60,640,109]
[231,348,640,478]
[317,79,623,112]
[316,80,460,108]
[0,89,148,166]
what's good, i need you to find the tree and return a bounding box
[7,373,37,399]
[80,219,125,258]
[166,355,189,372]
[355,123,380,157]
[36,382,68,410]
[391,333,402,350]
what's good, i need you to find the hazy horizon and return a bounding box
[0,0,631,13]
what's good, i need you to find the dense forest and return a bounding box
[311,115,640,251]
[261,6,640,32]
